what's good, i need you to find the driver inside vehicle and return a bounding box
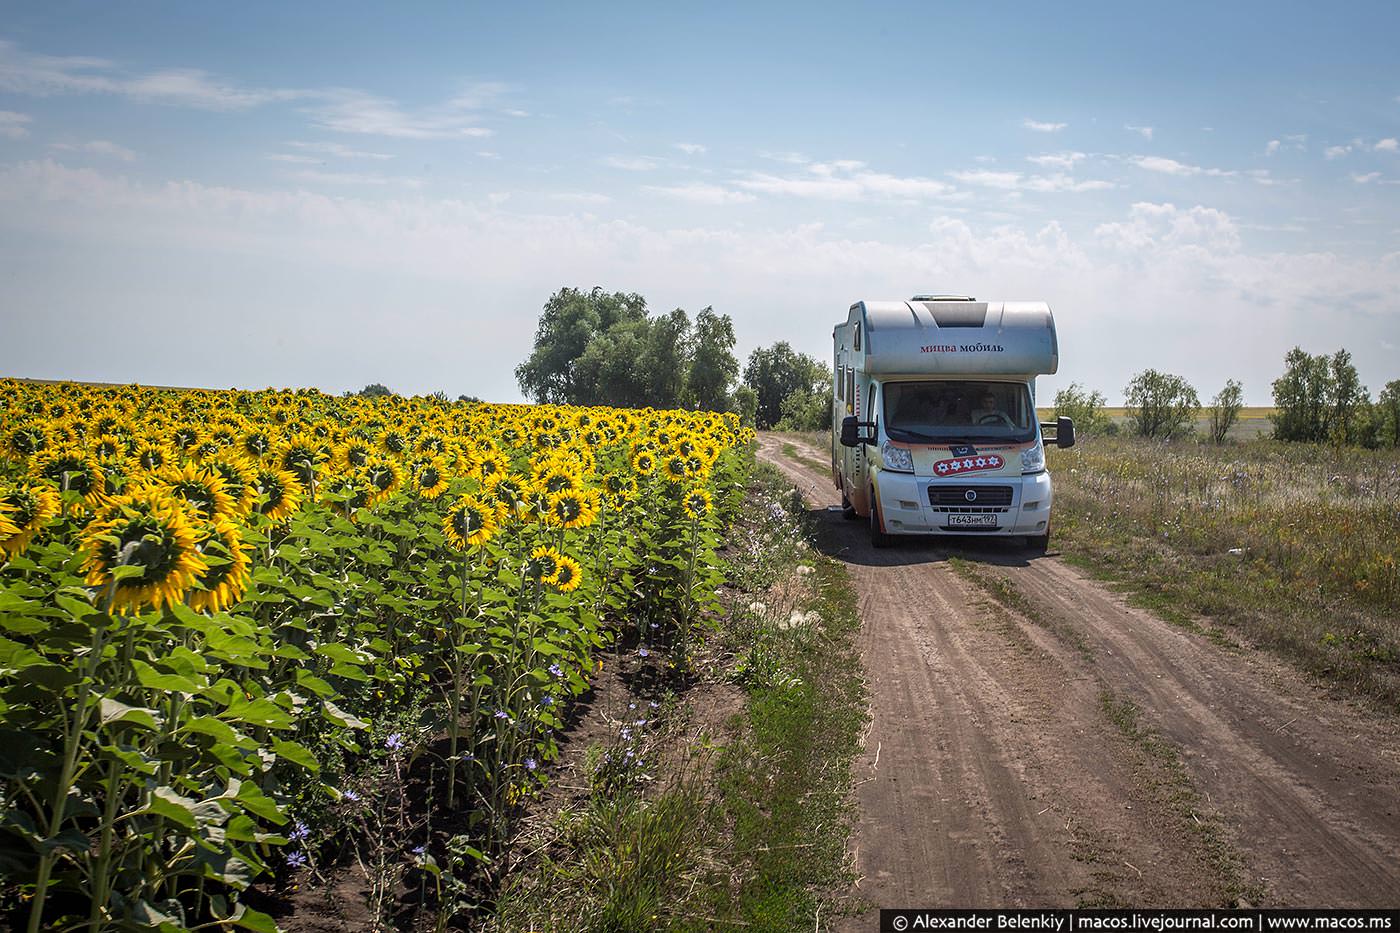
[969,391,1002,424]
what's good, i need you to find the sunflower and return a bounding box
[443,494,499,549]
[255,466,303,522]
[30,446,106,507]
[6,422,47,458]
[240,429,275,460]
[0,501,18,541]
[203,455,258,518]
[79,491,207,613]
[133,439,173,473]
[323,466,378,518]
[682,486,712,520]
[661,454,690,483]
[337,440,374,469]
[150,462,235,522]
[526,545,562,583]
[411,458,451,499]
[601,472,638,504]
[630,450,656,476]
[378,429,408,455]
[535,465,579,495]
[550,554,583,593]
[492,476,527,516]
[476,452,508,487]
[92,434,125,460]
[277,435,326,487]
[187,515,253,613]
[546,489,599,530]
[363,456,402,502]
[169,424,203,452]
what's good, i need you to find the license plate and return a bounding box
[947,513,998,528]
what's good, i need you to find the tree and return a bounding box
[743,342,827,429]
[776,364,834,432]
[1208,379,1244,444]
[1328,349,1368,445]
[733,385,758,427]
[686,308,739,411]
[359,383,392,398]
[1052,383,1109,435]
[1376,380,1400,448]
[515,287,648,404]
[1124,369,1200,439]
[515,287,738,409]
[1272,347,1334,442]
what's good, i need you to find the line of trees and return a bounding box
[1054,347,1399,448]
[515,287,833,430]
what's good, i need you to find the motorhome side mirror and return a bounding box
[1056,416,1076,449]
[840,415,861,448]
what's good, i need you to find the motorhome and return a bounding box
[833,296,1074,550]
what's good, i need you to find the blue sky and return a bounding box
[2,1,1398,404]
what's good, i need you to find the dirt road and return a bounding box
[755,434,1400,919]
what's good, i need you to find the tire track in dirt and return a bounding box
[756,433,1400,919]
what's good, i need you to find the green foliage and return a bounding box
[1053,382,1109,435]
[1124,369,1200,439]
[732,385,758,428]
[358,383,393,398]
[1377,381,1400,448]
[775,386,833,433]
[1272,346,1373,445]
[514,288,739,410]
[1208,379,1245,444]
[743,342,828,430]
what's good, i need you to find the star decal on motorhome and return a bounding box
[933,454,1004,476]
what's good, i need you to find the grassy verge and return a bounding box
[779,438,832,477]
[490,460,865,931]
[1046,436,1400,707]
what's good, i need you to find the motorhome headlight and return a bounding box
[1021,440,1045,475]
[881,441,914,473]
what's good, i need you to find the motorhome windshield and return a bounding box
[883,381,1036,444]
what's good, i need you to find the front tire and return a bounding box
[870,488,892,548]
[1026,525,1050,554]
[841,490,858,520]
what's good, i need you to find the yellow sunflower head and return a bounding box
[526,545,562,583]
[30,446,106,508]
[630,450,656,476]
[550,554,583,593]
[443,494,498,549]
[682,486,712,520]
[151,462,236,523]
[79,491,207,614]
[202,455,258,518]
[187,515,252,614]
[254,466,304,522]
[661,454,690,483]
[412,458,451,499]
[546,489,599,530]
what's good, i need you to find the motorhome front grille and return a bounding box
[928,485,1013,507]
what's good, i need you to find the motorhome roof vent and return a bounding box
[910,294,975,302]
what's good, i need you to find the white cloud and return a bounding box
[286,141,393,160]
[642,183,755,205]
[1023,118,1067,133]
[1351,172,1381,184]
[547,191,611,204]
[3,159,1398,406]
[1026,151,1086,169]
[50,139,136,161]
[1265,139,1281,156]
[1376,138,1399,152]
[673,142,706,155]
[1126,124,1154,140]
[950,169,1114,193]
[601,155,659,171]
[288,170,423,187]
[267,153,321,164]
[758,150,810,164]
[736,161,959,201]
[1130,155,1236,177]
[306,88,497,139]
[0,109,31,138]
[476,151,501,160]
[1325,145,1352,159]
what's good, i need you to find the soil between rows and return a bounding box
[757,433,1400,921]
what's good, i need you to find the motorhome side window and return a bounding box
[883,381,1035,443]
[853,324,861,350]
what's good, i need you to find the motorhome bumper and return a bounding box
[875,470,1053,536]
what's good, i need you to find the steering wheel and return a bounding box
[976,413,1013,427]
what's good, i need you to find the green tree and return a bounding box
[1328,349,1368,445]
[775,364,835,432]
[1376,380,1400,448]
[743,342,827,429]
[1208,379,1244,444]
[515,287,649,404]
[1271,347,1333,442]
[685,307,739,411]
[1052,382,1109,435]
[733,385,758,427]
[1124,369,1200,439]
[358,383,392,398]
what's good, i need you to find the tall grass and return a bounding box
[1049,437,1400,703]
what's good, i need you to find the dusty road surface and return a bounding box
[755,433,1400,922]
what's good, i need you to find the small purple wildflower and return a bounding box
[649,622,659,630]
[620,727,632,740]
[628,703,636,710]
[494,709,509,720]
[412,844,427,856]
[524,757,538,771]
[540,695,554,707]
[638,648,650,658]
[289,821,310,842]
[649,701,660,710]
[635,719,647,726]
[548,663,564,678]
[342,789,361,802]
[385,733,405,751]
[624,750,634,759]
[286,851,307,869]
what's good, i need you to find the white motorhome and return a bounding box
[833,296,1074,550]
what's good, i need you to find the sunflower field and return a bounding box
[0,377,752,932]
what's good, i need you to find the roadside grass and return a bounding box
[1048,436,1400,706]
[779,437,833,477]
[490,460,865,931]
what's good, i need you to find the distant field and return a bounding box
[1038,407,1277,440]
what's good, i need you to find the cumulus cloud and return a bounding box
[306,87,498,139]
[286,140,393,160]
[950,169,1114,193]
[1023,118,1067,133]
[601,155,660,171]
[1125,124,1154,140]
[1027,151,1086,169]
[1351,172,1381,184]
[1377,138,1399,152]
[1265,140,1281,156]
[1130,155,1236,177]
[1325,144,1352,159]
[735,160,960,201]
[673,142,706,155]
